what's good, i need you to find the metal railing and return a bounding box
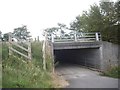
[46,31,101,42]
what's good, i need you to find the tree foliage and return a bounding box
[44,23,68,37]
[0,31,2,41]
[3,33,9,41]
[13,25,31,41]
[70,0,120,44]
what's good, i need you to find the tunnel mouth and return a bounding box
[54,48,100,69]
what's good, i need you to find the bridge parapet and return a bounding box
[46,31,101,43]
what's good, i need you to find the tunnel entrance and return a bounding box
[54,48,101,69]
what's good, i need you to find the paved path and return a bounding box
[56,64,119,88]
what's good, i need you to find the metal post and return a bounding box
[52,34,54,42]
[74,31,77,41]
[95,33,99,41]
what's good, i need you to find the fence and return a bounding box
[8,32,31,60]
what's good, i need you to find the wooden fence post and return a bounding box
[8,32,12,56]
[28,41,31,60]
[42,31,47,70]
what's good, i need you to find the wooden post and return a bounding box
[28,41,31,60]
[37,36,39,42]
[35,38,36,42]
[42,31,47,70]
[8,32,12,56]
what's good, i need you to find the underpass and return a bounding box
[53,41,102,70]
[43,31,119,88]
[54,47,101,69]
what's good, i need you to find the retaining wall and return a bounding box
[101,41,120,71]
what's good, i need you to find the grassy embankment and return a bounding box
[2,42,53,88]
[101,66,120,78]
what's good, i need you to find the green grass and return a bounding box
[101,66,120,78]
[2,55,52,88]
[2,41,54,88]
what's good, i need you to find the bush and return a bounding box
[101,66,120,78]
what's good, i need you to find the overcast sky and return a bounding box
[0,0,116,40]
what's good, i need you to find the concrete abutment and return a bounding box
[43,41,119,72]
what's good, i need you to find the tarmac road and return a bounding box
[55,63,119,88]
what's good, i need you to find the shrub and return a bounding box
[101,66,120,78]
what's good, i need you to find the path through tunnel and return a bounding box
[54,48,101,69]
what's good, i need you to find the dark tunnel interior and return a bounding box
[54,48,101,69]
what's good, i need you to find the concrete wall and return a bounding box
[101,41,120,71]
[53,41,120,71]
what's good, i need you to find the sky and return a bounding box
[0,0,116,40]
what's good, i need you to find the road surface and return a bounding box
[55,64,119,88]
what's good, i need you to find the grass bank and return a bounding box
[2,41,53,88]
[101,66,120,78]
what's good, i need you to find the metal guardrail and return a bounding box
[46,31,101,42]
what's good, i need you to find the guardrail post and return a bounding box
[52,34,54,42]
[74,31,77,41]
[95,32,99,41]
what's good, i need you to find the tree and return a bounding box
[44,23,68,39]
[99,0,119,43]
[3,33,9,41]
[70,0,119,44]
[13,25,31,41]
[57,23,68,37]
[70,15,81,31]
[0,31,2,41]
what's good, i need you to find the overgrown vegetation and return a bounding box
[101,66,120,78]
[2,42,53,88]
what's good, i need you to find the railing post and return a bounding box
[95,32,99,41]
[74,31,77,41]
[52,34,54,42]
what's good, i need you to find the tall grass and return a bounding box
[2,41,53,88]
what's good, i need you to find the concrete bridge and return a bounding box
[43,31,118,71]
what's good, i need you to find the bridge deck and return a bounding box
[53,41,102,50]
